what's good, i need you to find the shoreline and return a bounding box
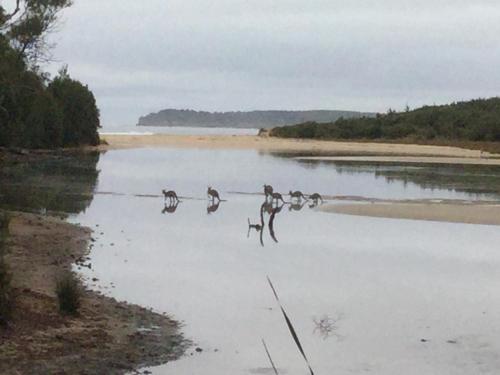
[98,134,500,163]
[0,211,187,373]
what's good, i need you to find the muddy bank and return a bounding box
[320,201,500,226]
[0,211,187,374]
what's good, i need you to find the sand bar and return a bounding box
[100,134,500,160]
[321,202,500,226]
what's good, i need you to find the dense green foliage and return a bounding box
[270,98,500,143]
[49,70,100,146]
[0,1,100,149]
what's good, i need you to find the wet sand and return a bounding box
[321,202,500,226]
[99,134,500,160]
[0,212,186,374]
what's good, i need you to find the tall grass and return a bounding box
[0,257,13,325]
[56,272,81,315]
[261,339,279,375]
[0,211,9,247]
[0,211,12,326]
[267,276,315,375]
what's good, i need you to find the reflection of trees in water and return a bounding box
[374,165,500,197]
[0,152,101,215]
[298,159,500,198]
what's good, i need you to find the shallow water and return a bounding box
[2,148,500,374]
[62,148,500,375]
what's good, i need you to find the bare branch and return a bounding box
[3,0,22,22]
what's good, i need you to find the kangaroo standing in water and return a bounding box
[309,193,323,203]
[271,192,285,204]
[207,186,221,202]
[263,184,273,199]
[289,190,307,202]
[162,189,179,203]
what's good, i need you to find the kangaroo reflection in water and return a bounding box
[268,202,283,243]
[247,218,262,237]
[162,200,179,214]
[207,200,220,214]
[289,200,307,212]
[248,198,285,246]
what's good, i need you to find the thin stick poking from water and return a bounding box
[262,339,279,375]
[267,276,315,375]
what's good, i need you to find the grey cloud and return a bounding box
[45,0,500,126]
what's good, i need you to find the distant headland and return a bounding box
[137,109,375,129]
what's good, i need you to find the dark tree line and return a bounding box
[0,1,100,149]
[270,98,500,143]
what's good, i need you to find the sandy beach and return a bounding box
[100,134,500,161]
[321,202,500,226]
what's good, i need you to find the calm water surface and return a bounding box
[100,125,259,136]
[64,149,500,375]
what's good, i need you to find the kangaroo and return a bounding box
[263,184,274,198]
[271,192,285,204]
[162,189,179,203]
[309,193,323,203]
[289,190,307,201]
[207,186,221,202]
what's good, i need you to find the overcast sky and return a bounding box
[39,0,500,127]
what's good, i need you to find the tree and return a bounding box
[0,0,72,65]
[49,68,100,147]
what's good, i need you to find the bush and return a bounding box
[0,257,13,326]
[270,97,500,144]
[0,37,100,149]
[24,91,64,149]
[56,272,81,315]
[49,68,100,147]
